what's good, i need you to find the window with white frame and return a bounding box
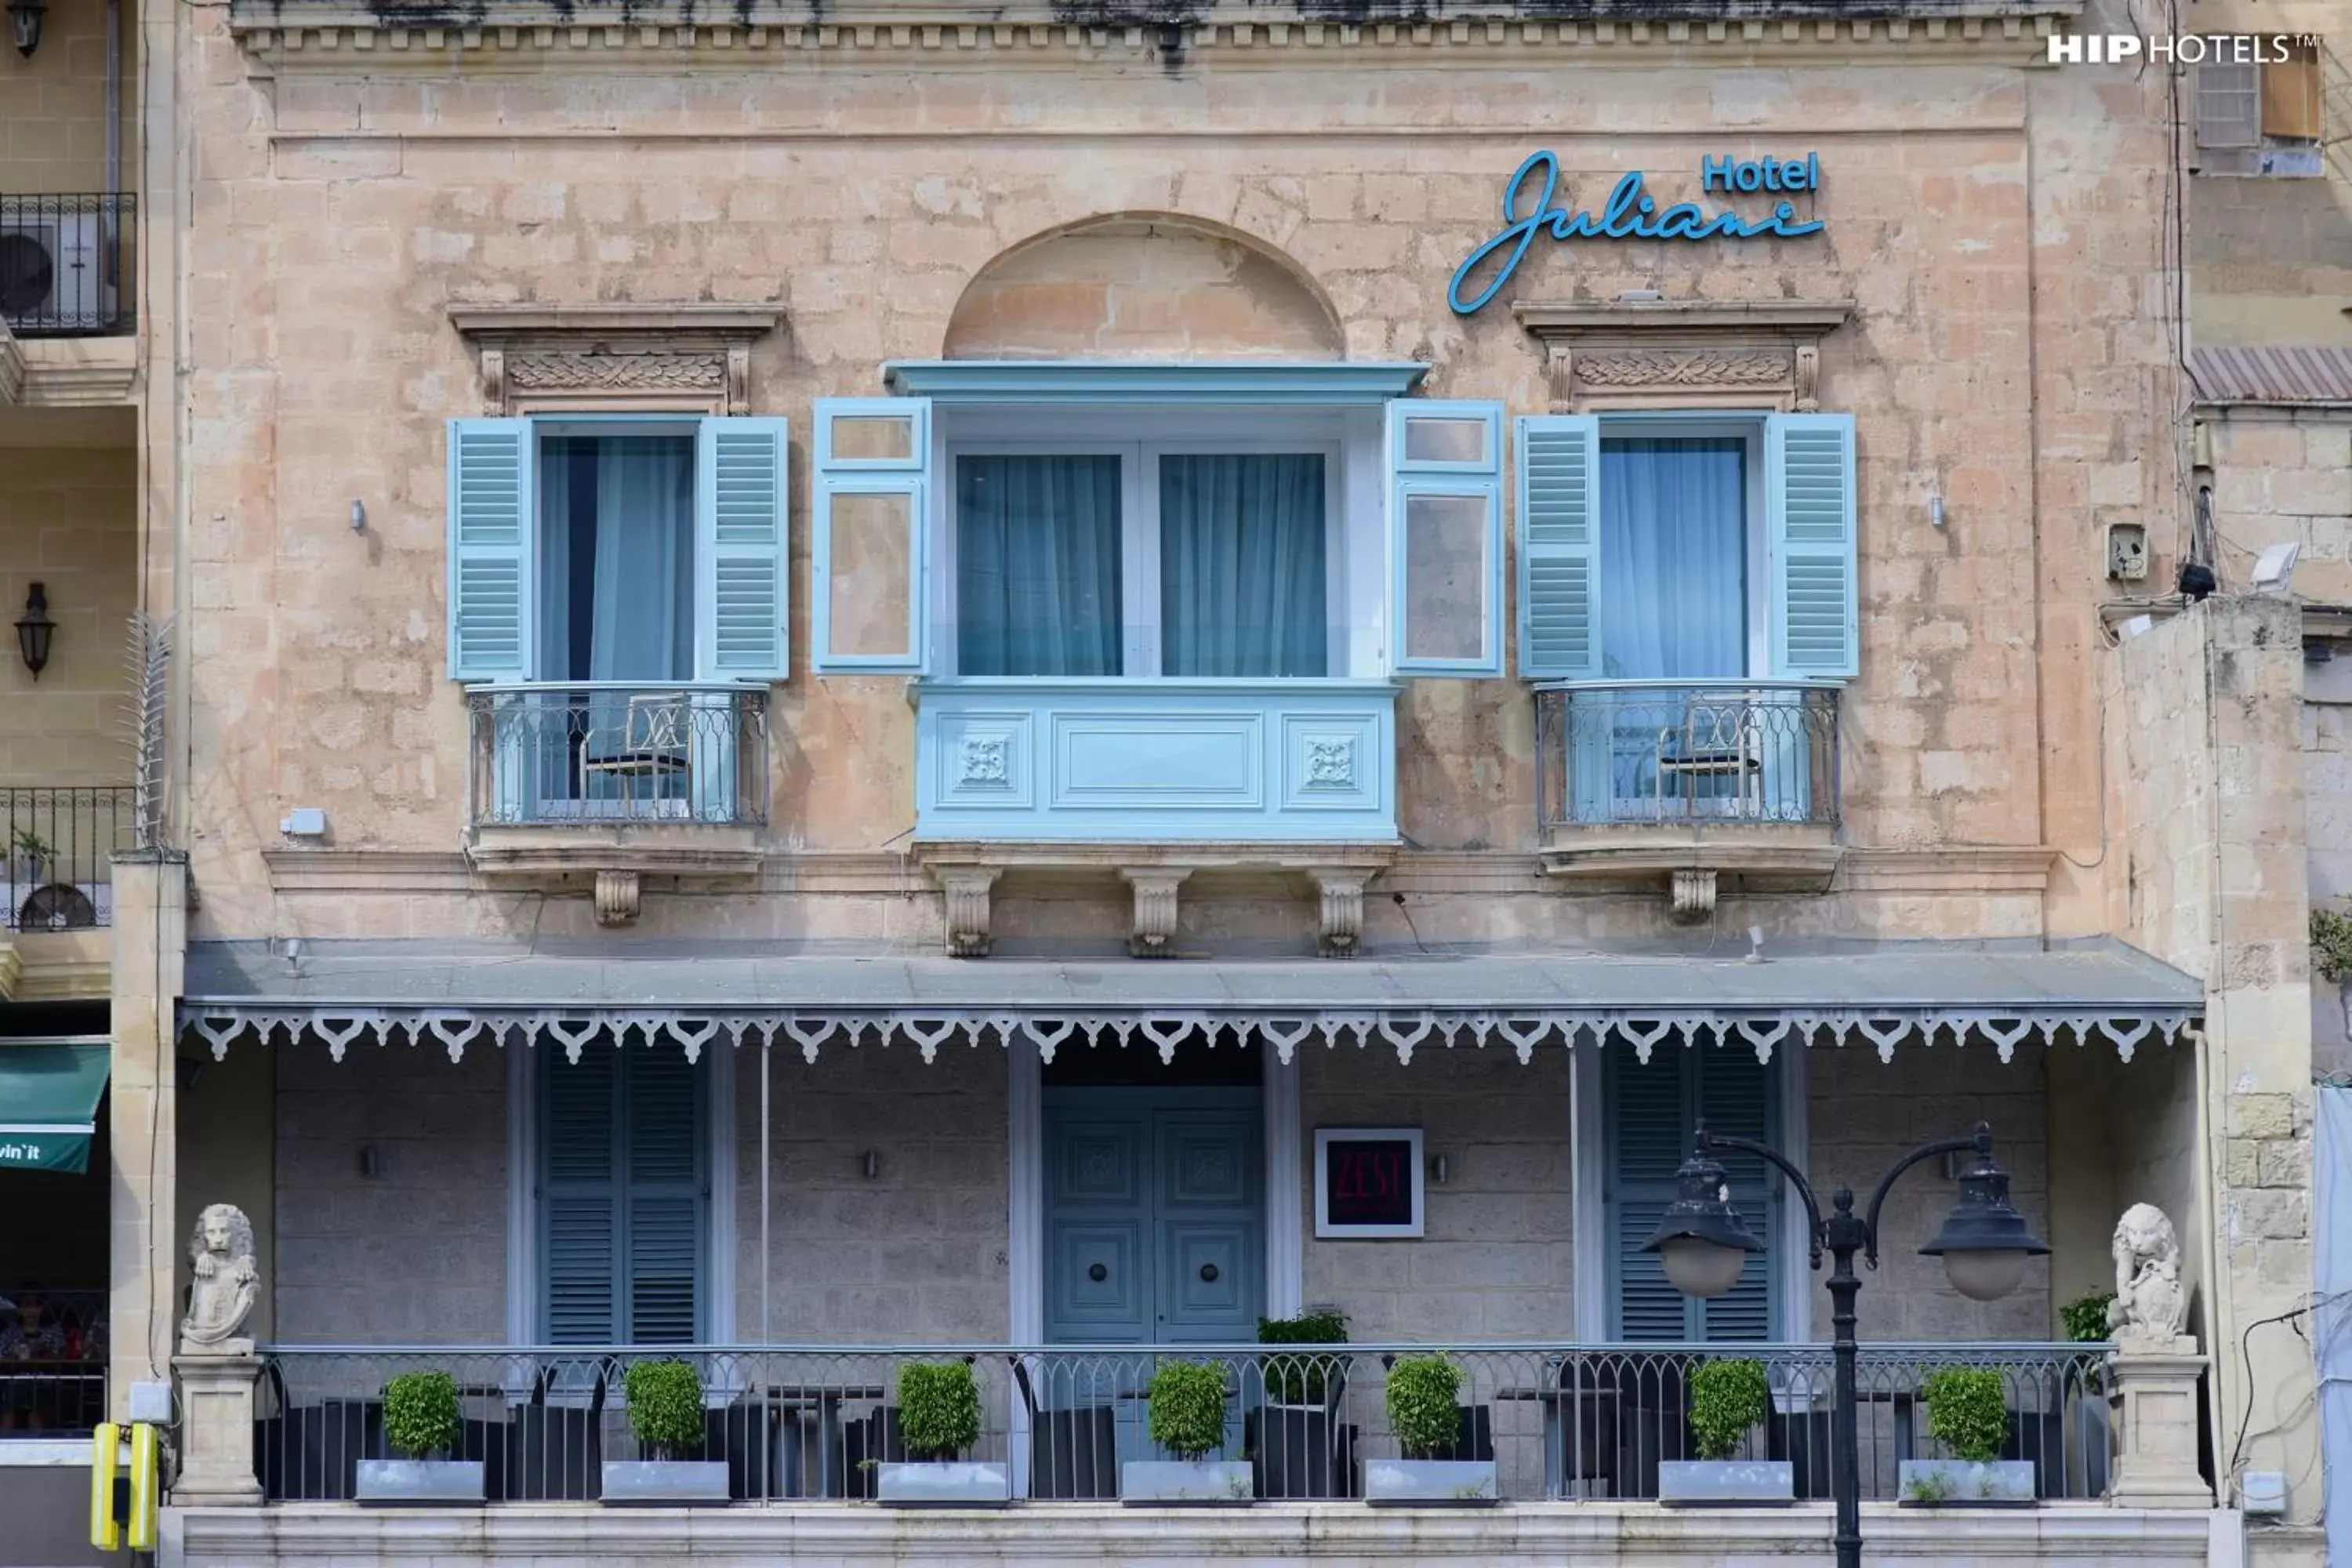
[808,393,1508,683]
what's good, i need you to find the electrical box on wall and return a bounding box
[2106,524,2151,582]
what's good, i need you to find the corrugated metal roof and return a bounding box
[180,935,2201,1013]
[2189,346,2352,406]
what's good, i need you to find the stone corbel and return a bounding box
[1544,343,1573,412]
[477,347,505,413]
[1306,869,1370,958]
[726,344,751,414]
[1793,343,1820,412]
[935,868,1000,959]
[1121,869,1189,958]
[594,869,641,927]
[1670,868,1717,923]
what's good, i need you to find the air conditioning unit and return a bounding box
[0,210,114,332]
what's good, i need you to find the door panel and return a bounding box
[1051,1224,1146,1331]
[1045,1114,1151,1345]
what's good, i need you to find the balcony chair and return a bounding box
[578,691,691,817]
[1651,696,1765,820]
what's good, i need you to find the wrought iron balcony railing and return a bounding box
[2,788,133,931]
[464,683,769,829]
[0,194,136,338]
[1536,681,1841,833]
[250,1341,2111,1504]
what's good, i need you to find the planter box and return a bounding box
[600,1460,731,1504]
[1121,1460,1255,1504]
[877,1461,1011,1506]
[354,1459,485,1504]
[1362,1458,1498,1505]
[1658,1459,1795,1507]
[1898,1459,2038,1507]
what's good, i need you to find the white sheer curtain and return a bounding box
[1598,437,1746,681]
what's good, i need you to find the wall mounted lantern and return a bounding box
[7,0,45,58]
[14,582,53,679]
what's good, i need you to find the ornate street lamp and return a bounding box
[1642,1120,2048,1568]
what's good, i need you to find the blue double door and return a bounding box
[1044,1088,1264,1462]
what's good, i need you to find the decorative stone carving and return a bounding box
[1305,739,1357,788]
[1307,869,1370,958]
[958,737,1011,786]
[1669,868,1718,922]
[1575,350,1791,387]
[181,1203,259,1354]
[593,869,641,927]
[505,351,727,392]
[1121,869,1189,958]
[936,868,1000,959]
[2108,1203,2191,1350]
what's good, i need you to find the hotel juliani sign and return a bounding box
[1450,151,1828,315]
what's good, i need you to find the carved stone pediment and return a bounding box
[447,303,783,415]
[1512,298,1853,412]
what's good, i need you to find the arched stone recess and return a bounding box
[942,213,1345,362]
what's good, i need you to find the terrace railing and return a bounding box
[252,1341,2111,1504]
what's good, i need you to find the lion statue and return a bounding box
[181,1203,259,1352]
[2107,1202,2189,1348]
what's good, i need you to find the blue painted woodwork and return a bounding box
[881,361,1429,405]
[912,679,1399,843]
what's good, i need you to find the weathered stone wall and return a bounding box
[733,1044,1009,1343]
[167,5,2176,945]
[0,0,136,194]
[2203,411,2352,604]
[2103,595,2318,1519]
[0,430,137,786]
[2185,0,2350,350]
[271,1043,506,1343]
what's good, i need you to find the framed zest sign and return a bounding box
[1314,1127,1425,1239]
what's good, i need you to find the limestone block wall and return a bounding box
[270,1043,506,1343]
[0,0,136,194]
[0,434,138,786]
[734,1044,1009,1344]
[2103,595,2318,1519]
[163,1,2177,945]
[2203,411,2352,604]
[1298,1046,1573,1341]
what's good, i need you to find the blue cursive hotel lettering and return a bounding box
[1448,151,1828,315]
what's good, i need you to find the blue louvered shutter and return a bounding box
[812,398,931,673]
[1515,415,1602,680]
[446,419,536,682]
[620,1047,704,1345]
[1605,1044,1780,1342]
[542,1047,619,1345]
[1387,400,1506,677]
[695,417,792,681]
[1766,413,1859,679]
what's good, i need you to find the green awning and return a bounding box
[0,1041,108,1174]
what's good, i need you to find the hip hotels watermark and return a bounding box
[2047,32,2321,64]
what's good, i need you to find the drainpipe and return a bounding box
[105,0,120,198]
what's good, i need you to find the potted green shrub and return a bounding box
[878,1359,1007,1504]
[602,1359,728,1504]
[7,827,53,885]
[1123,1360,1252,1504]
[1900,1367,2035,1505]
[357,1370,484,1503]
[1363,1355,1496,1504]
[1250,1312,1350,1500]
[1659,1358,1791,1505]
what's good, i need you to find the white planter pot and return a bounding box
[1120,1459,1255,1504]
[600,1460,731,1504]
[1658,1459,1795,1506]
[354,1459,485,1504]
[1898,1458,2037,1506]
[1362,1458,1499,1505]
[877,1461,1011,1506]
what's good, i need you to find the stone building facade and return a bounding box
[0,0,2332,1561]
